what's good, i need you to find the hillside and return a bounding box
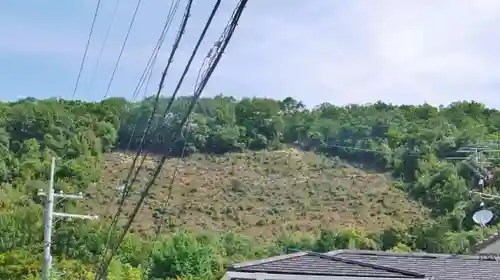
[83,149,429,238]
[3,97,500,279]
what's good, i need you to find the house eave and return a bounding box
[222,271,429,280]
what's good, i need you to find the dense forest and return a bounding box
[2,95,500,279]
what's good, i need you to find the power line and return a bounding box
[446,142,500,190]
[122,0,182,152]
[88,0,122,88]
[142,122,190,280]
[141,64,211,278]
[110,1,223,250]
[124,0,182,152]
[112,0,195,220]
[71,0,102,99]
[96,0,180,249]
[124,0,223,168]
[96,0,194,275]
[95,0,177,226]
[102,0,144,99]
[129,0,182,102]
[119,0,250,236]
[106,0,191,233]
[142,61,212,276]
[94,1,247,278]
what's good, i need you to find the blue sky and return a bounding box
[1,0,500,108]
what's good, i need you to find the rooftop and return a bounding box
[473,230,500,253]
[227,250,500,280]
[229,251,424,278]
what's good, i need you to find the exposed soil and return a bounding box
[82,149,430,239]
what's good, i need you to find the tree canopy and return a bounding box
[2,96,500,279]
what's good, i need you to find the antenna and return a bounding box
[472,209,493,226]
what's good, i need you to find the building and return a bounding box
[221,250,500,280]
[473,230,500,254]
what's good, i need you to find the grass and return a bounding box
[82,148,430,239]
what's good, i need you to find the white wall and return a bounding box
[479,239,500,254]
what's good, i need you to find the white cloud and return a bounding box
[208,0,500,107]
[1,0,500,108]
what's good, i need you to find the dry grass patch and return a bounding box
[82,149,430,239]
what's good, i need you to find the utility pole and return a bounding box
[39,157,98,280]
[446,141,500,189]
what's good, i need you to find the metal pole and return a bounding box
[42,157,56,280]
[38,157,98,279]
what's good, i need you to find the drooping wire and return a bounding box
[142,50,215,236]
[141,120,190,280]
[88,0,121,88]
[128,0,181,102]
[94,1,247,278]
[127,0,223,161]
[96,0,193,276]
[106,0,192,232]
[123,0,181,152]
[102,0,144,99]
[124,0,244,199]
[105,4,224,258]
[71,0,102,99]
[112,0,196,221]
[121,0,194,184]
[112,0,223,239]
[97,0,180,226]
[141,58,211,278]
[95,0,180,273]
[142,57,211,278]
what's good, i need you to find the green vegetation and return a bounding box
[2,96,500,279]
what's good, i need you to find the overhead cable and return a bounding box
[97,0,180,235]
[95,0,186,272]
[71,0,102,99]
[142,122,190,280]
[88,0,121,88]
[94,1,247,278]
[122,0,223,189]
[95,1,193,277]
[142,60,212,278]
[104,0,192,238]
[111,1,224,248]
[102,0,144,99]
[122,0,181,152]
[114,0,196,218]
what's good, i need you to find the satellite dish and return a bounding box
[473,209,493,226]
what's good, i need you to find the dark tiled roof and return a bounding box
[329,250,500,280]
[228,252,425,278]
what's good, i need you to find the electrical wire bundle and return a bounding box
[93,1,248,279]
[110,0,221,221]
[122,0,182,150]
[98,0,190,256]
[95,0,191,275]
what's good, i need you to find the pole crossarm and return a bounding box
[53,212,99,220]
[470,190,500,200]
[39,157,98,280]
[38,191,84,200]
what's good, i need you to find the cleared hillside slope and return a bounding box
[83,149,430,238]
